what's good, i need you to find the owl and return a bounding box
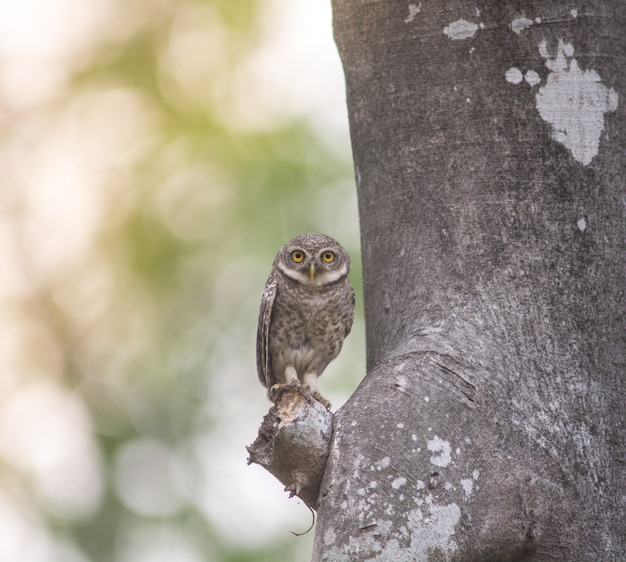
[256,233,355,408]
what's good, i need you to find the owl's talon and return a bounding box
[311,390,332,410]
[269,383,284,400]
[270,380,304,401]
[284,483,302,498]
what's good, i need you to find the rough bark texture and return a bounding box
[312,1,626,560]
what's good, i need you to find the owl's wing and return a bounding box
[256,271,278,388]
[345,284,356,337]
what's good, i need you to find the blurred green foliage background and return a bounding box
[0,0,363,560]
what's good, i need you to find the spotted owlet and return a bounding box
[256,233,355,408]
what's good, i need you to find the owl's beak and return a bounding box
[309,263,316,280]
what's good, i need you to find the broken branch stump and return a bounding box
[246,386,334,509]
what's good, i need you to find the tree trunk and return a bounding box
[312,1,626,560]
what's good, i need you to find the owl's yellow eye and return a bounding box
[291,250,305,263]
[321,251,335,263]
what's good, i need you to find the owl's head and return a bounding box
[275,233,351,287]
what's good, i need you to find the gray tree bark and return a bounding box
[312,1,626,560]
